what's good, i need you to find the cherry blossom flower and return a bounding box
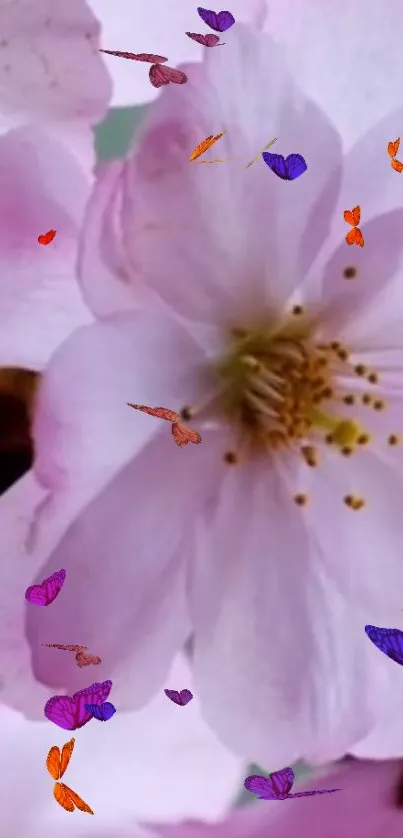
[154,759,403,838]
[21,24,403,767]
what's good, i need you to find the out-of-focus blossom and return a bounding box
[264,0,403,147]
[0,0,111,169]
[0,653,244,835]
[19,24,403,768]
[89,0,267,106]
[153,759,403,838]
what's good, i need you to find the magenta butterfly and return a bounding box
[244,767,341,800]
[25,569,66,606]
[100,50,168,64]
[44,680,113,730]
[149,64,188,88]
[164,688,193,706]
[185,32,225,46]
[197,7,235,32]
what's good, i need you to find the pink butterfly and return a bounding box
[100,49,168,64]
[164,688,193,706]
[25,569,66,606]
[149,64,188,88]
[245,767,341,800]
[185,32,225,46]
[44,681,113,730]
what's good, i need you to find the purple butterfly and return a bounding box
[44,680,112,730]
[365,624,403,665]
[185,32,225,47]
[85,701,116,721]
[25,568,66,606]
[262,152,307,181]
[164,688,193,706]
[197,7,235,32]
[244,767,341,800]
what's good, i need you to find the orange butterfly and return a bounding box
[387,137,400,158]
[245,137,278,168]
[46,738,94,815]
[189,132,226,162]
[127,403,180,422]
[391,157,403,173]
[42,643,102,668]
[172,422,202,447]
[344,205,364,247]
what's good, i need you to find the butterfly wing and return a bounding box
[46,746,62,780]
[100,49,168,63]
[35,568,66,606]
[178,689,193,705]
[262,153,288,179]
[197,7,219,29]
[60,738,75,778]
[216,10,235,30]
[44,695,77,730]
[269,767,295,798]
[344,206,361,226]
[172,423,202,447]
[185,32,222,46]
[391,158,403,172]
[75,651,102,668]
[288,788,341,797]
[149,64,187,88]
[345,227,364,246]
[244,775,278,800]
[72,680,113,728]
[42,644,87,652]
[25,583,47,605]
[127,403,180,421]
[56,783,94,815]
[388,138,400,157]
[285,154,307,180]
[164,689,182,705]
[189,133,225,162]
[38,230,56,245]
[85,701,116,721]
[365,624,403,665]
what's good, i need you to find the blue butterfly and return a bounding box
[364,624,403,665]
[262,152,307,181]
[85,701,116,721]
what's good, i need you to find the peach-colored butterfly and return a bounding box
[189,132,226,162]
[127,403,202,447]
[42,643,102,668]
[391,158,403,173]
[46,738,94,815]
[344,205,364,247]
[388,137,400,158]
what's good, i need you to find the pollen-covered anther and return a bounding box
[223,450,239,464]
[292,305,304,316]
[354,364,367,376]
[373,399,385,410]
[301,445,318,467]
[388,434,399,446]
[294,493,308,506]
[337,348,349,362]
[357,433,370,445]
[367,372,379,384]
[343,394,355,405]
[362,393,372,405]
[332,418,365,448]
[180,405,195,421]
[341,446,353,456]
[344,494,366,510]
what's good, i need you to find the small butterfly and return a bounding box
[127,403,180,422]
[164,688,194,706]
[100,49,168,63]
[365,624,403,665]
[127,403,202,447]
[344,205,364,247]
[44,680,113,730]
[25,568,66,606]
[245,137,278,168]
[387,137,400,158]
[391,158,403,173]
[85,701,116,721]
[189,132,226,161]
[262,152,307,181]
[197,7,235,32]
[185,32,225,46]
[46,738,94,815]
[75,651,102,668]
[38,229,56,245]
[149,64,188,88]
[245,767,341,801]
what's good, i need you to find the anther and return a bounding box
[368,372,379,384]
[341,446,353,456]
[330,341,341,351]
[223,450,239,464]
[373,399,385,410]
[388,434,399,445]
[180,405,195,421]
[292,305,304,315]
[343,394,355,405]
[294,493,308,506]
[337,348,349,361]
[354,364,367,376]
[325,433,334,444]
[357,433,370,445]
[301,446,318,467]
[362,393,372,405]
[343,266,357,279]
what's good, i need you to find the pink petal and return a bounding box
[0,0,111,129]
[265,0,403,148]
[157,760,403,838]
[26,428,227,701]
[0,126,92,369]
[188,462,387,766]
[0,657,243,832]
[33,310,207,494]
[91,0,268,106]
[120,25,341,324]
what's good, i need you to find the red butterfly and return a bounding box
[100,49,168,64]
[127,403,202,447]
[185,32,225,46]
[149,64,188,88]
